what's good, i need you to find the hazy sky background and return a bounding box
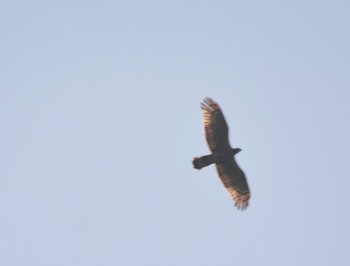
[1,1,349,265]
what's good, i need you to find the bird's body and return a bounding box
[192,148,241,169]
[193,98,250,210]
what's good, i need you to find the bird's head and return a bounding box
[232,148,242,155]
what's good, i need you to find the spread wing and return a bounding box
[216,159,250,210]
[201,98,230,152]
[200,97,250,210]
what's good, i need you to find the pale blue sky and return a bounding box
[1,1,350,265]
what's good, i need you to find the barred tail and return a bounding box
[192,154,215,170]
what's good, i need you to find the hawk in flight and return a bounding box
[192,98,250,210]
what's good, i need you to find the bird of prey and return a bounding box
[192,98,250,210]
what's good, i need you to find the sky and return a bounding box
[1,1,350,265]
